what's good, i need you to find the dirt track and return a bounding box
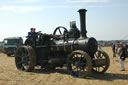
[0,47,128,85]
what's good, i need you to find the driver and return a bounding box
[28,28,36,36]
[69,21,80,39]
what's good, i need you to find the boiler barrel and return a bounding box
[50,37,98,54]
[74,37,98,54]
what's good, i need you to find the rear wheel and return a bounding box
[67,50,92,78]
[15,46,36,72]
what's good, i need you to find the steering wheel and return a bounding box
[53,26,68,40]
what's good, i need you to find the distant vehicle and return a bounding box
[0,42,4,47]
[3,37,23,56]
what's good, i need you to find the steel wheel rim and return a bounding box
[68,52,89,77]
[15,47,30,71]
[92,50,110,73]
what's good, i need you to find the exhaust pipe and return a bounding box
[78,9,87,38]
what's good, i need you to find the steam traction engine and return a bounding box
[15,9,110,77]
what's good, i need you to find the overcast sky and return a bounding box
[0,0,128,41]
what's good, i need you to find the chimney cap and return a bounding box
[78,9,87,12]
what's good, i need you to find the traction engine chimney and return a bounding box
[78,9,87,38]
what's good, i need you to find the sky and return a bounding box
[0,0,128,41]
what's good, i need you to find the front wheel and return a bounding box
[15,46,36,72]
[67,50,92,78]
[92,50,110,73]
